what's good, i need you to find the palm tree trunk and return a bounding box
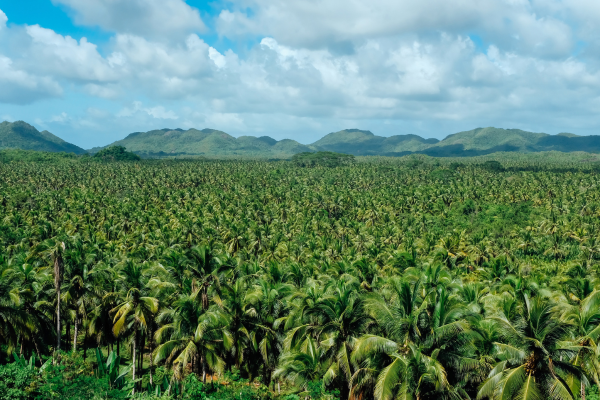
[83,336,87,361]
[132,329,137,395]
[66,322,70,351]
[73,310,79,352]
[139,331,144,378]
[54,248,63,355]
[32,337,42,367]
[582,381,585,400]
[202,354,207,383]
[149,328,154,386]
[56,287,61,352]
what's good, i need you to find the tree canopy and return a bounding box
[1,156,600,399]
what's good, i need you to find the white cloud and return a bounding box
[50,112,70,123]
[217,0,574,57]
[0,55,62,104]
[52,0,206,39]
[26,25,119,82]
[3,0,600,145]
[84,83,120,99]
[146,106,178,120]
[117,101,178,120]
[209,47,227,68]
[0,9,7,30]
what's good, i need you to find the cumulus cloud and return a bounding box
[0,9,7,30]
[25,25,118,82]
[117,101,179,120]
[3,0,600,145]
[0,55,62,104]
[217,0,575,57]
[52,0,206,39]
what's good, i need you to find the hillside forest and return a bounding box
[2,155,600,400]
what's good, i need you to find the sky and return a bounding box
[1,0,600,148]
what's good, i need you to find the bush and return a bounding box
[94,146,141,161]
[0,362,37,400]
[36,352,127,400]
[481,160,504,172]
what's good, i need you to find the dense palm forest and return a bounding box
[2,156,600,400]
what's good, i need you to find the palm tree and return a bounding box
[154,293,227,382]
[111,259,160,392]
[304,280,371,399]
[39,238,66,354]
[352,280,475,400]
[559,290,600,396]
[478,295,587,400]
[274,336,329,394]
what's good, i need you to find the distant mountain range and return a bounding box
[88,128,313,158]
[0,121,86,154]
[96,126,600,157]
[4,120,600,158]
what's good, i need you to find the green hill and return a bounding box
[94,128,312,158]
[0,121,86,154]
[432,127,546,150]
[310,129,438,155]
[90,125,600,158]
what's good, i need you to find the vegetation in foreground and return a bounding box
[2,156,600,399]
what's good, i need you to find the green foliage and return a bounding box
[3,158,600,400]
[586,385,599,400]
[291,151,355,167]
[0,149,81,163]
[182,374,274,400]
[93,145,141,161]
[37,352,127,400]
[429,168,454,181]
[481,160,504,172]
[0,362,37,400]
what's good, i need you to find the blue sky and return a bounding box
[1,0,600,148]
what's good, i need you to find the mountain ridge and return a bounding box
[90,126,600,158]
[0,121,86,154]
[3,120,600,158]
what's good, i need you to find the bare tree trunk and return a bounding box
[202,354,207,383]
[582,381,586,400]
[73,310,79,352]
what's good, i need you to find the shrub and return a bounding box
[0,362,37,400]
[94,146,141,161]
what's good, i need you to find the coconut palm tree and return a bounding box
[478,295,587,400]
[111,259,160,392]
[154,293,227,382]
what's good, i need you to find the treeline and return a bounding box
[2,159,600,399]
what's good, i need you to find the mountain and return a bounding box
[93,128,312,157]
[92,125,600,158]
[0,121,86,154]
[311,129,439,155]
[312,127,600,157]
